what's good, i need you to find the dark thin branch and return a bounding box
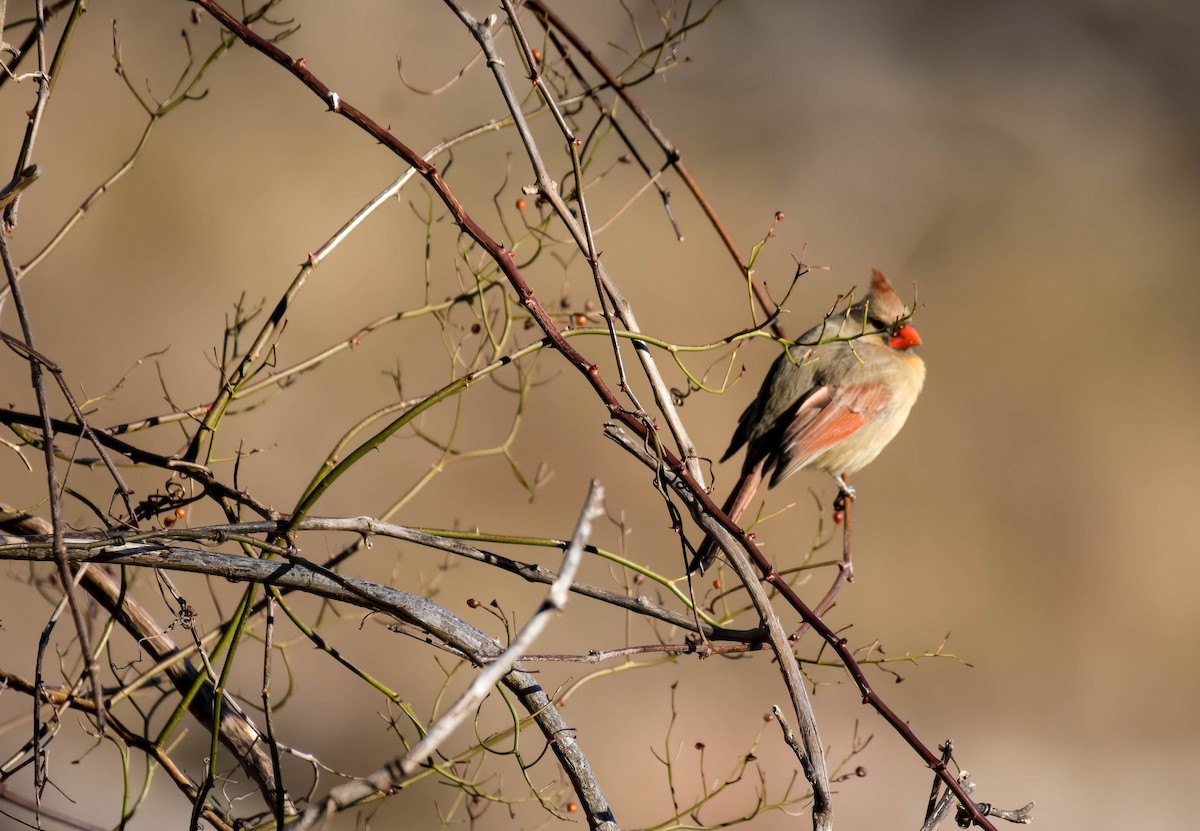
[523,0,784,338]
[0,331,136,524]
[0,407,279,521]
[603,422,997,830]
[0,501,295,816]
[1,224,107,756]
[0,669,237,831]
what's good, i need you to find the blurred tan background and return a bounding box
[2,1,1199,829]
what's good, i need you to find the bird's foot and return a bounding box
[833,476,856,511]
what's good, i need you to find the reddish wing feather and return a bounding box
[775,382,894,481]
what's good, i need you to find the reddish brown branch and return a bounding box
[186,4,995,826]
[793,488,854,642]
[524,0,784,337]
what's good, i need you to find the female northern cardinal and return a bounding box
[691,269,925,573]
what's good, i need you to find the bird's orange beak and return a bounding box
[889,322,922,350]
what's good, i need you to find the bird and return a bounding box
[690,269,925,573]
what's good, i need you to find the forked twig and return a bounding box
[294,481,604,828]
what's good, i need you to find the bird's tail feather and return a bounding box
[689,460,765,574]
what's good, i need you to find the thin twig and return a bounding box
[793,486,853,642]
[603,422,996,830]
[1,232,107,758]
[181,5,997,825]
[5,516,752,637]
[709,503,834,830]
[296,481,604,828]
[524,0,784,337]
[921,771,972,831]
[454,1,708,489]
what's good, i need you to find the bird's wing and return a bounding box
[723,346,823,464]
[772,382,894,485]
[720,397,760,463]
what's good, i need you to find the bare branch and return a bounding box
[297,481,606,828]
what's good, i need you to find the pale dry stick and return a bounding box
[771,704,819,789]
[455,4,708,489]
[2,534,619,830]
[182,117,505,465]
[965,802,1034,826]
[474,2,633,405]
[295,481,604,830]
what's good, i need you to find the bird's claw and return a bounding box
[833,477,856,512]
